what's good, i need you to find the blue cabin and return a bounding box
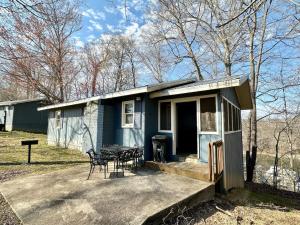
[0,99,48,133]
[39,76,252,190]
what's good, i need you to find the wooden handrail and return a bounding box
[208,140,224,182]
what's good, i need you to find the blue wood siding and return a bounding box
[221,87,244,190]
[115,98,144,147]
[101,97,145,150]
[224,132,244,189]
[0,101,47,133]
[102,105,114,145]
[47,101,103,153]
[199,93,222,162]
[82,102,104,153]
[4,106,14,131]
[147,91,223,162]
[0,107,5,124]
[221,88,240,107]
[13,101,48,133]
[48,107,84,151]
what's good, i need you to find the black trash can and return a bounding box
[152,135,168,163]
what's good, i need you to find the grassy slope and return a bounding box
[0,131,88,181]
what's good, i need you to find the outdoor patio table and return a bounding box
[100,146,135,172]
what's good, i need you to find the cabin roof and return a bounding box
[37,78,195,111]
[150,75,252,109]
[0,98,45,107]
[38,76,252,111]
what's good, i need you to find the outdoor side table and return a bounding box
[21,140,38,164]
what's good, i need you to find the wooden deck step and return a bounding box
[145,161,210,182]
[177,154,198,163]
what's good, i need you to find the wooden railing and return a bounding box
[208,140,224,182]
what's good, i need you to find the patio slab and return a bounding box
[0,164,214,225]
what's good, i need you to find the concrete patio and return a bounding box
[0,164,214,225]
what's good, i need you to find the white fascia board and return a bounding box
[0,98,45,107]
[149,78,241,99]
[147,79,195,92]
[37,87,148,111]
[37,96,101,111]
[102,86,148,99]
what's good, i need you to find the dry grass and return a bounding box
[0,131,89,182]
[168,183,300,225]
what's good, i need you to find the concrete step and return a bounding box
[177,154,198,163]
[145,161,210,182]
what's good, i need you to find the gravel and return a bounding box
[0,193,22,225]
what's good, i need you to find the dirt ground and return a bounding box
[164,183,300,225]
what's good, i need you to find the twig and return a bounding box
[215,205,234,217]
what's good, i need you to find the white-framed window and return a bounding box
[55,110,61,129]
[158,101,172,132]
[122,100,134,128]
[200,97,217,133]
[223,97,241,133]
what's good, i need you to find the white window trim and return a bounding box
[199,95,219,135]
[121,100,135,128]
[222,97,242,134]
[157,94,219,159]
[158,100,172,133]
[55,110,61,129]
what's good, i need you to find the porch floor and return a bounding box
[145,161,210,182]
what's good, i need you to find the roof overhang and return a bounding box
[0,98,45,107]
[149,76,253,110]
[235,79,253,110]
[37,79,195,111]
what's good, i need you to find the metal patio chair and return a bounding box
[134,147,144,168]
[86,149,108,179]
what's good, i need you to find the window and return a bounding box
[159,101,171,131]
[223,98,241,133]
[55,110,61,129]
[200,97,216,132]
[122,100,134,128]
[224,101,228,132]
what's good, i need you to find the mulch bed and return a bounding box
[0,193,22,225]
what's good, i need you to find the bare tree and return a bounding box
[0,0,82,103]
[137,38,172,83]
[149,0,205,80]
[81,40,111,97]
[106,35,139,92]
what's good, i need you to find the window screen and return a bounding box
[200,97,216,132]
[223,98,241,132]
[160,102,171,130]
[224,100,228,132]
[228,104,233,131]
[233,107,238,131]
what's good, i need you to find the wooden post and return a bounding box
[21,140,38,164]
[28,144,31,164]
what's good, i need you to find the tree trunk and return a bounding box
[246,145,257,182]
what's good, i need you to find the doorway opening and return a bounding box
[176,101,197,156]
